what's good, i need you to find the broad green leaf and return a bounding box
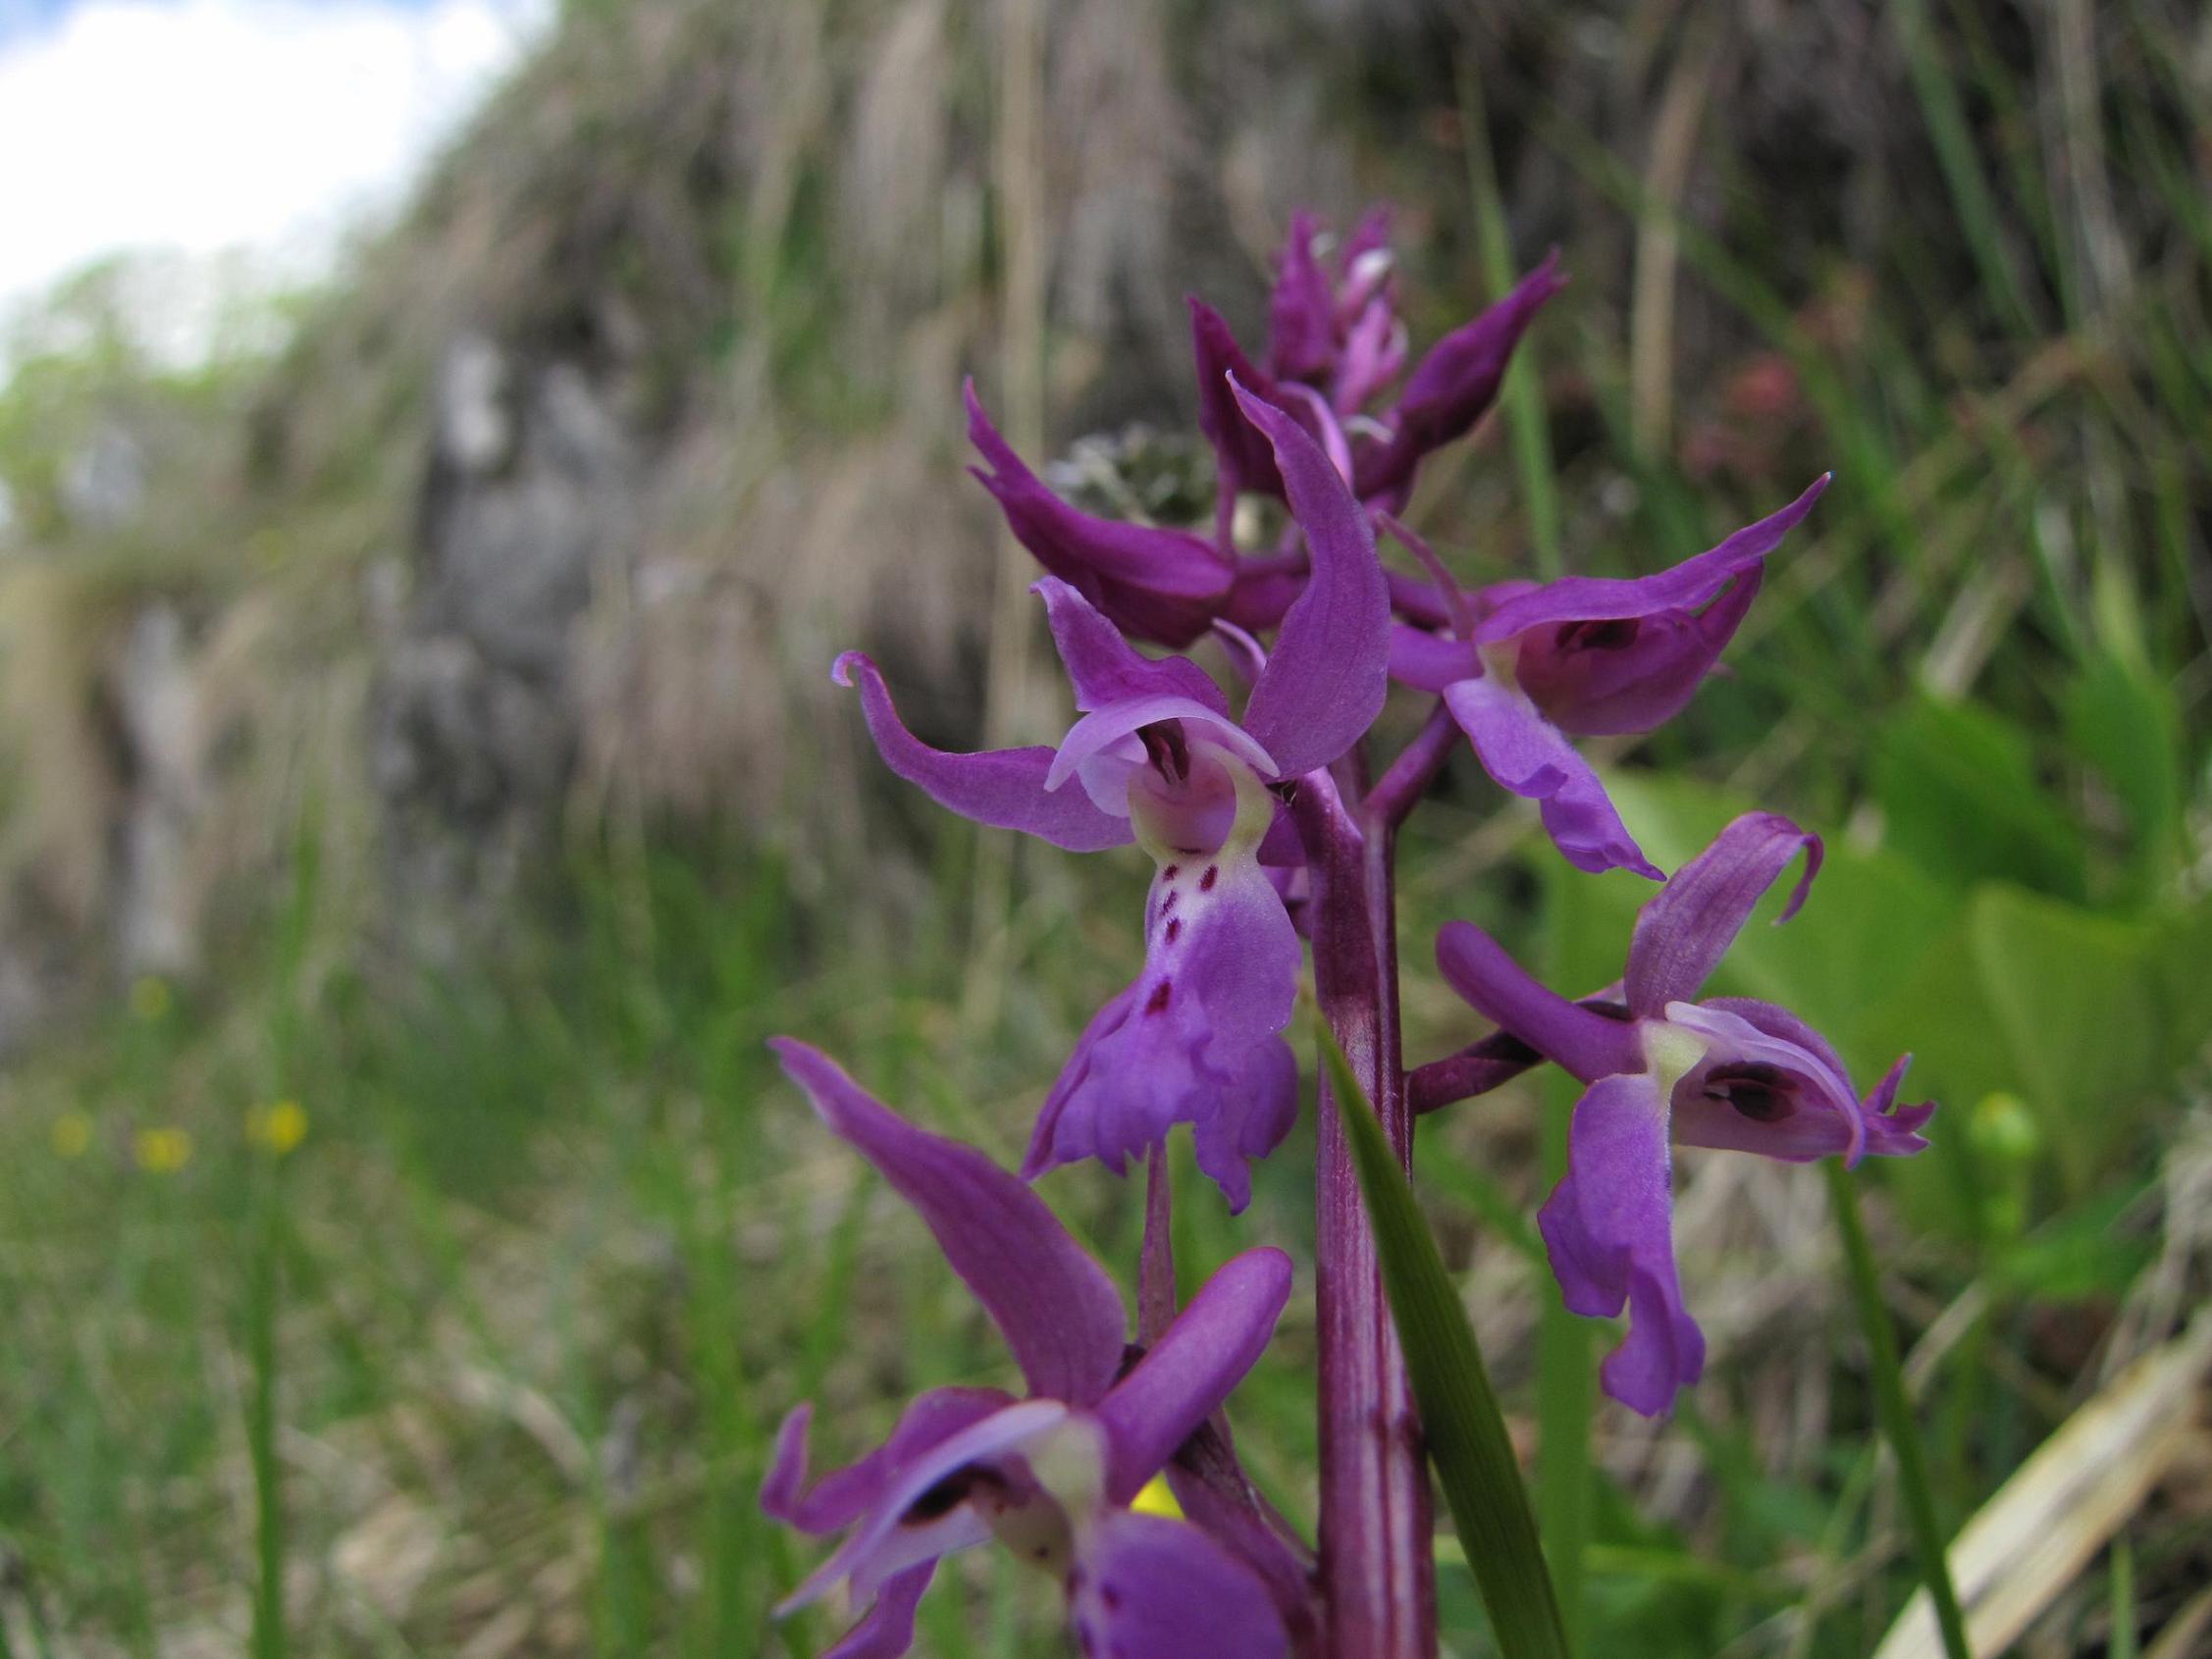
[1315,1020,1570,1659]
[1968,887,2162,1172]
[1870,696,2085,900]
[2149,898,2212,1074]
[2063,653,2183,885]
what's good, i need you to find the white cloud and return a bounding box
[0,0,550,346]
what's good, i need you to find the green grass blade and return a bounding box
[1315,1017,1570,1659]
[1825,1163,1971,1659]
[1457,49,1562,579]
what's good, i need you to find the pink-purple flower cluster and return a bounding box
[767,210,1935,1658]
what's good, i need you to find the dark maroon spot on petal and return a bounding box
[1162,864,1180,883]
[1174,845,1208,856]
[1705,1062,1796,1122]
[1144,980,1173,1015]
[1164,917,1182,944]
[1160,890,1179,914]
[1556,617,1642,652]
[1199,864,1219,892]
[900,1464,1008,1526]
[1099,1582,1123,1611]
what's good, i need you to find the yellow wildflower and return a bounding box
[132,1127,193,1173]
[244,1099,308,1157]
[130,977,172,1020]
[50,1112,93,1159]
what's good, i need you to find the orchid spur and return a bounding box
[1427,813,1934,1415]
[764,1041,1299,1659]
[837,382,1389,1210]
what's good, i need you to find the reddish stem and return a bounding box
[1294,772,1437,1659]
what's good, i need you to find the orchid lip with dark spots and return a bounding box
[1433,812,1935,1416]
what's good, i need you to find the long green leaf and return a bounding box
[1314,1018,1570,1659]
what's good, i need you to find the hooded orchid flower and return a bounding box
[1431,813,1935,1416]
[1387,477,1830,879]
[763,1040,1296,1659]
[836,384,1390,1209]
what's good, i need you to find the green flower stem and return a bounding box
[1824,1162,1972,1659]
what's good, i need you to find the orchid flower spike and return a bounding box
[763,1041,1297,1659]
[1433,814,1934,1415]
[836,385,1390,1208]
[1389,477,1829,878]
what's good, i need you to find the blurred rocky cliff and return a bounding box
[0,0,2201,1046]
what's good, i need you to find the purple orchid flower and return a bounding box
[967,381,1234,648]
[1387,477,1829,879]
[1431,813,1935,1416]
[837,385,1390,1209]
[763,1040,1295,1659]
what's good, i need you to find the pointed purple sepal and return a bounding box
[1189,298,1288,500]
[1356,253,1566,501]
[834,652,1134,853]
[966,381,1232,647]
[1435,920,1643,1083]
[1473,477,1827,644]
[770,1041,1128,1406]
[1231,380,1391,779]
[1094,1247,1293,1502]
[1623,812,1820,1014]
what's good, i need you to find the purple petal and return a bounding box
[1267,210,1337,384]
[1232,382,1392,779]
[1068,1512,1290,1659]
[1188,298,1287,499]
[966,381,1232,647]
[1536,1071,1706,1417]
[1661,1000,1869,1165]
[1669,999,1932,1166]
[1094,1247,1293,1503]
[1048,695,1277,798]
[1513,565,1764,738]
[1443,674,1662,879]
[780,1398,1071,1615]
[1622,812,1821,1015]
[763,1387,1016,1536]
[1025,852,1300,1212]
[1355,253,1565,501]
[1473,477,1828,645]
[1387,623,1477,694]
[1435,921,1643,1084]
[834,653,1132,854]
[1035,578,1230,715]
[822,1562,934,1659]
[770,1041,1127,1405]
